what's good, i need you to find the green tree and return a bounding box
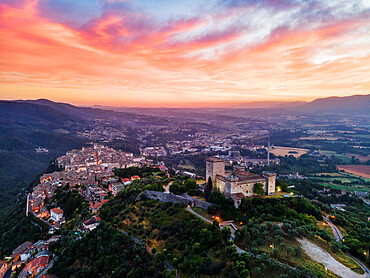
[253,183,265,195]
[239,269,250,277]
[235,260,247,272]
[222,227,231,242]
[293,246,302,257]
[205,177,213,201]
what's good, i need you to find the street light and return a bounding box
[325,267,327,278]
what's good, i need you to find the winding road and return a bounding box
[164,182,172,194]
[323,216,370,277]
[323,216,343,242]
[186,206,301,274]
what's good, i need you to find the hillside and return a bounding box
[0,101,86,209]
[296,94,370,115]
[18,98,171,126]
[0,101,73,127]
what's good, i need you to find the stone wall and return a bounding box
[137,190,212,209]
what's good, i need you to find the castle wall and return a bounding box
[215,178,226,194]
[137,190,212,209]
[230,181,255,197]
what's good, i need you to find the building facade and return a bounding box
[206,157,276,208]
[50,208,63,222]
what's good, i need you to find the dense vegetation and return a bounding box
[207,191,321,223]
[49,222,166,278]
[114,166,164,179]
[99,187,236,277]
[169,179,200,195]
[0,204,49,256]
[49,186,90,221]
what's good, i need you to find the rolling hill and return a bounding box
[296,94,370,115]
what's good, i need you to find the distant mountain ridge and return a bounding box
[3,93,370,119]
[0,100,73,127]
[13,98,169,126]
[296,94,370,115]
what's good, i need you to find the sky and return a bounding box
[0,0,369,107]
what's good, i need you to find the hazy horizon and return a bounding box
[2,93,369,109]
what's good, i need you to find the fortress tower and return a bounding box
[206,157,225,184]
[262,171,276,195]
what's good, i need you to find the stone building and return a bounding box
[206,157,276,208]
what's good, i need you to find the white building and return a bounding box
[83,217,101,231]
[50,208,63,222]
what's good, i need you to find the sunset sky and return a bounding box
[1,0,369,107]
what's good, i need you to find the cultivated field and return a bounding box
[299,136,339,141]
[345,154,370,163]
[315,173,343,177]
[337,165,370,179]
[270,146,309,157]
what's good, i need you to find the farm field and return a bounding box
[270,146,309,157]
[299,137,339,141]
[315,173,343,177]
[344,154,370,163]
[309,171,369,192]
[337,165,370,179]
[318,182,368,193]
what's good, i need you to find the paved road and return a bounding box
[118,229,141,244]
[324,216,370,277]
[186,206,212,224]
[186,206,302,275]
[164,182,172,194]
[324,217,343,242]
[348,253,370,277]
[164,261,174,271]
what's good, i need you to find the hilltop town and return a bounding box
[0,144,152,277]
[27,144,148,231]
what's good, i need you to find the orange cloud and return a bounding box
[0,0,369,107]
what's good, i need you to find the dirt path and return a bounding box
[297,238,366,278]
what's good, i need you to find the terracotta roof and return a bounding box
[12,241,33,255]
[235,171,264,181]
[30,255,49,268]
[84,218,101,226]
[50,208,63,214]
[231,193,245,200]
[206,157,224,162]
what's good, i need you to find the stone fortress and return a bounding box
[206,157,276,208]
